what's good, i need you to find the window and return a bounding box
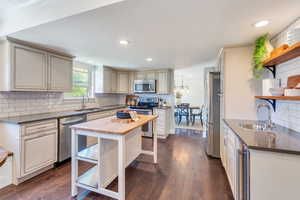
[64,62,94,99]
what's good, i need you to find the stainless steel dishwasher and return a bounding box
[58,114,87,162]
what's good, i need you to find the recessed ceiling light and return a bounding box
[119,40,129,46]
[254,20,270,28]
[146,58,153,62]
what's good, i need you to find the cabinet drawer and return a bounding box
[87,112,106,121]
[21,130,57,176]
[22,119,57,136]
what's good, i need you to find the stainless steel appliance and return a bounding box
[127,97,158,137]
[128,108,153,137]
[58,115,87,162]
[134,80,156,93]
[205,72,221,158]
[237,143,250,200]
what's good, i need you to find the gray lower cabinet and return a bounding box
[0,119,58,185]
[153,108,171,139]
[21,130,57,176]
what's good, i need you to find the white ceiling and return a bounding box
[0,0,124,36]
[8,0,300,69]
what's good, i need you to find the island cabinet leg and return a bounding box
[153,119,158,164]
[118,136,126,200]
[97,137,101,191]
[71,130,78,197]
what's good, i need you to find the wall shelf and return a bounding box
[263,42,300,67]
[262,42,300,78]
[255,96,300,111]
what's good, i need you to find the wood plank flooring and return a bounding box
[0,128,233,200]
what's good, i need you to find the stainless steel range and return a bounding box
[128,97,159,138]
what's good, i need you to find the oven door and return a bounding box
[134,80,156,93]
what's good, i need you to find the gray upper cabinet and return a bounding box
[117,72,129,93]
[157,71,169,94]
[48,54,73,91]
[134,71,146,80]
[95,66,117,93]
[111,70,117,93]
[157,70,173,94]
[0,39,73,92]
[11,44,48,91]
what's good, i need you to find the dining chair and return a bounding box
[190,105,204,126]
[177,103,190,125]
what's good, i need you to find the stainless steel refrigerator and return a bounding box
[205,72,221,158]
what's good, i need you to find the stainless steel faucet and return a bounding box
[257,104,274,128]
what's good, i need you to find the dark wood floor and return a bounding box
[0,128,233,200]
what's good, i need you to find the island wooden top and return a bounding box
[0,147,13,167]
[70,114,158,135]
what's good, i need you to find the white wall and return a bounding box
[223,46,261,120]
[174,62,215,107]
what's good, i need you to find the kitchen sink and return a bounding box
[239,122,270,131]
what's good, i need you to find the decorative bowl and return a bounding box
[116,110,131,119]
[269,88,284,96]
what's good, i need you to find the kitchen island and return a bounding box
[70,114,158,200]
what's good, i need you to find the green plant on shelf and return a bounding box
[253,34,269,79]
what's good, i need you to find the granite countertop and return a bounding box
[224,119,300,155]
[0,104,126,124]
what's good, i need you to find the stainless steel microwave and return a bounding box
[134,80,156,93]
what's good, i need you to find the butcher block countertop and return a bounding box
[71,114,158,135]
[0,147,13,166]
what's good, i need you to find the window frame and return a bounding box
[64,62,95,100]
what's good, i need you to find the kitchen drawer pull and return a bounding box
[24,130,57,140]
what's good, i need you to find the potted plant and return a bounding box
[252,34,273,79]
[253,34,279,96]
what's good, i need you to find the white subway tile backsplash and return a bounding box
[0,92,124,118]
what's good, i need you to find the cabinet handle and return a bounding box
[24,131,56,140]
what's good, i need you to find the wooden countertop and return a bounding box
[0,147,13,167]
[71,114,158,135]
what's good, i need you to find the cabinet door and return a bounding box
[103,68,112,93]
[135,72,146,80]
[21,130,57,176]
[11,44,48,91]
[117,72,129,93]
[220,123,226,167]
[128,72,135,94]
[111,71,117,93]
[48,54,73,91]
[157,71,169,94]
[146,71,156,80]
